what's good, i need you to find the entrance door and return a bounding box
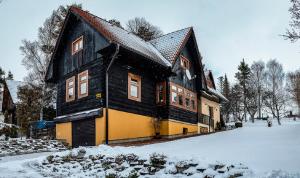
[72,117,95,147]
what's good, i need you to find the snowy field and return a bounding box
[0,119,299,177]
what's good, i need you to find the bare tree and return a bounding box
[285,0,300,42]
[246,77,258,122]
[19,4,81,121]
[250,61,266,120]
[126,17,163,41]
[287,70,300,115]
[264,59,286,125]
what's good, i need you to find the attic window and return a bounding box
[78,70,88,99]
[66,76,75,102]
[128,73,141,102]
[72,36,83,55]
[180,55,190,69]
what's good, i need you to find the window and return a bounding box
[180,55,190,69]
[156,82,166,104]
[66,76,75,102]
[170,83,184,107]
[169,82,197,112]
[128,73,141,102]
[78,70,88,99]
[72,36,83,55]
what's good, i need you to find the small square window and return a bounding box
[72,36,83,55]
[128,73,141,102]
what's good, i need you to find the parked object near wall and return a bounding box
[29,120,55,139]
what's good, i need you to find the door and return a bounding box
[72,117,95,147]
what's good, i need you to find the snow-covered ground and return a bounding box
[0,119,299,177]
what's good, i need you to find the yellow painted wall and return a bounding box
[200,97,221,129]
[56,122,72,146]
[107,109,156,141]
[56,108,201,146]
[95,114,105,145]
[160,119,198,136]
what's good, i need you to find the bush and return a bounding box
[0,125,18,138]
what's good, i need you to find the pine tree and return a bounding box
[217,76,224,92]
[16,84,42,132]
[221,74,231,122]
[223,75,230,98]
[6,71,13,80]
[235,59,251,122]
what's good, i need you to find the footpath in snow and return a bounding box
[0,119,299,177]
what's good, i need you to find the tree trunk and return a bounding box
[277,116,281,125]
[258,88,261,118]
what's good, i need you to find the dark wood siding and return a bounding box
[55,15,109,116]
[166,37,199,124]
[107,51,165,117]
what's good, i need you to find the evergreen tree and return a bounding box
[235,59,251,121]
[16,84,42,132]
[0,67,5,86]
[6,71,13,80]
[223,75,230,99]
[221,74,231,122]
[217,76,224,92]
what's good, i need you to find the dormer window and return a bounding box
[180,55,190,69]
[72,36,83,55]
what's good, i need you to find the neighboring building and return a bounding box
[46,7,227,147]
[198,70,228,133]
[1,80,25,125]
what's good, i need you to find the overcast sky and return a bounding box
[0,0,299,83]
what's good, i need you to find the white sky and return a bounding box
[0,0,299,83]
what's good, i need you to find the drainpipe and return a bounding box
[105,44,120,145]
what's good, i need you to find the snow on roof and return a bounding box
[70,7,171,67]
[150,27,191,63]
[5,80,25,104]
[207,87,228,102]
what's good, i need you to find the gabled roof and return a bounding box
[150,27,192,64]
[5,80,26,104]
[70,7,171,67]
[205,70,216,89]
[204,70,228,102]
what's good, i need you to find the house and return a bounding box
[1,80,25,125]
[198,70,228,133]
[46,7,227,147]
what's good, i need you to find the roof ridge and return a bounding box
[151,26,192,41]
[70,6,147,42]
